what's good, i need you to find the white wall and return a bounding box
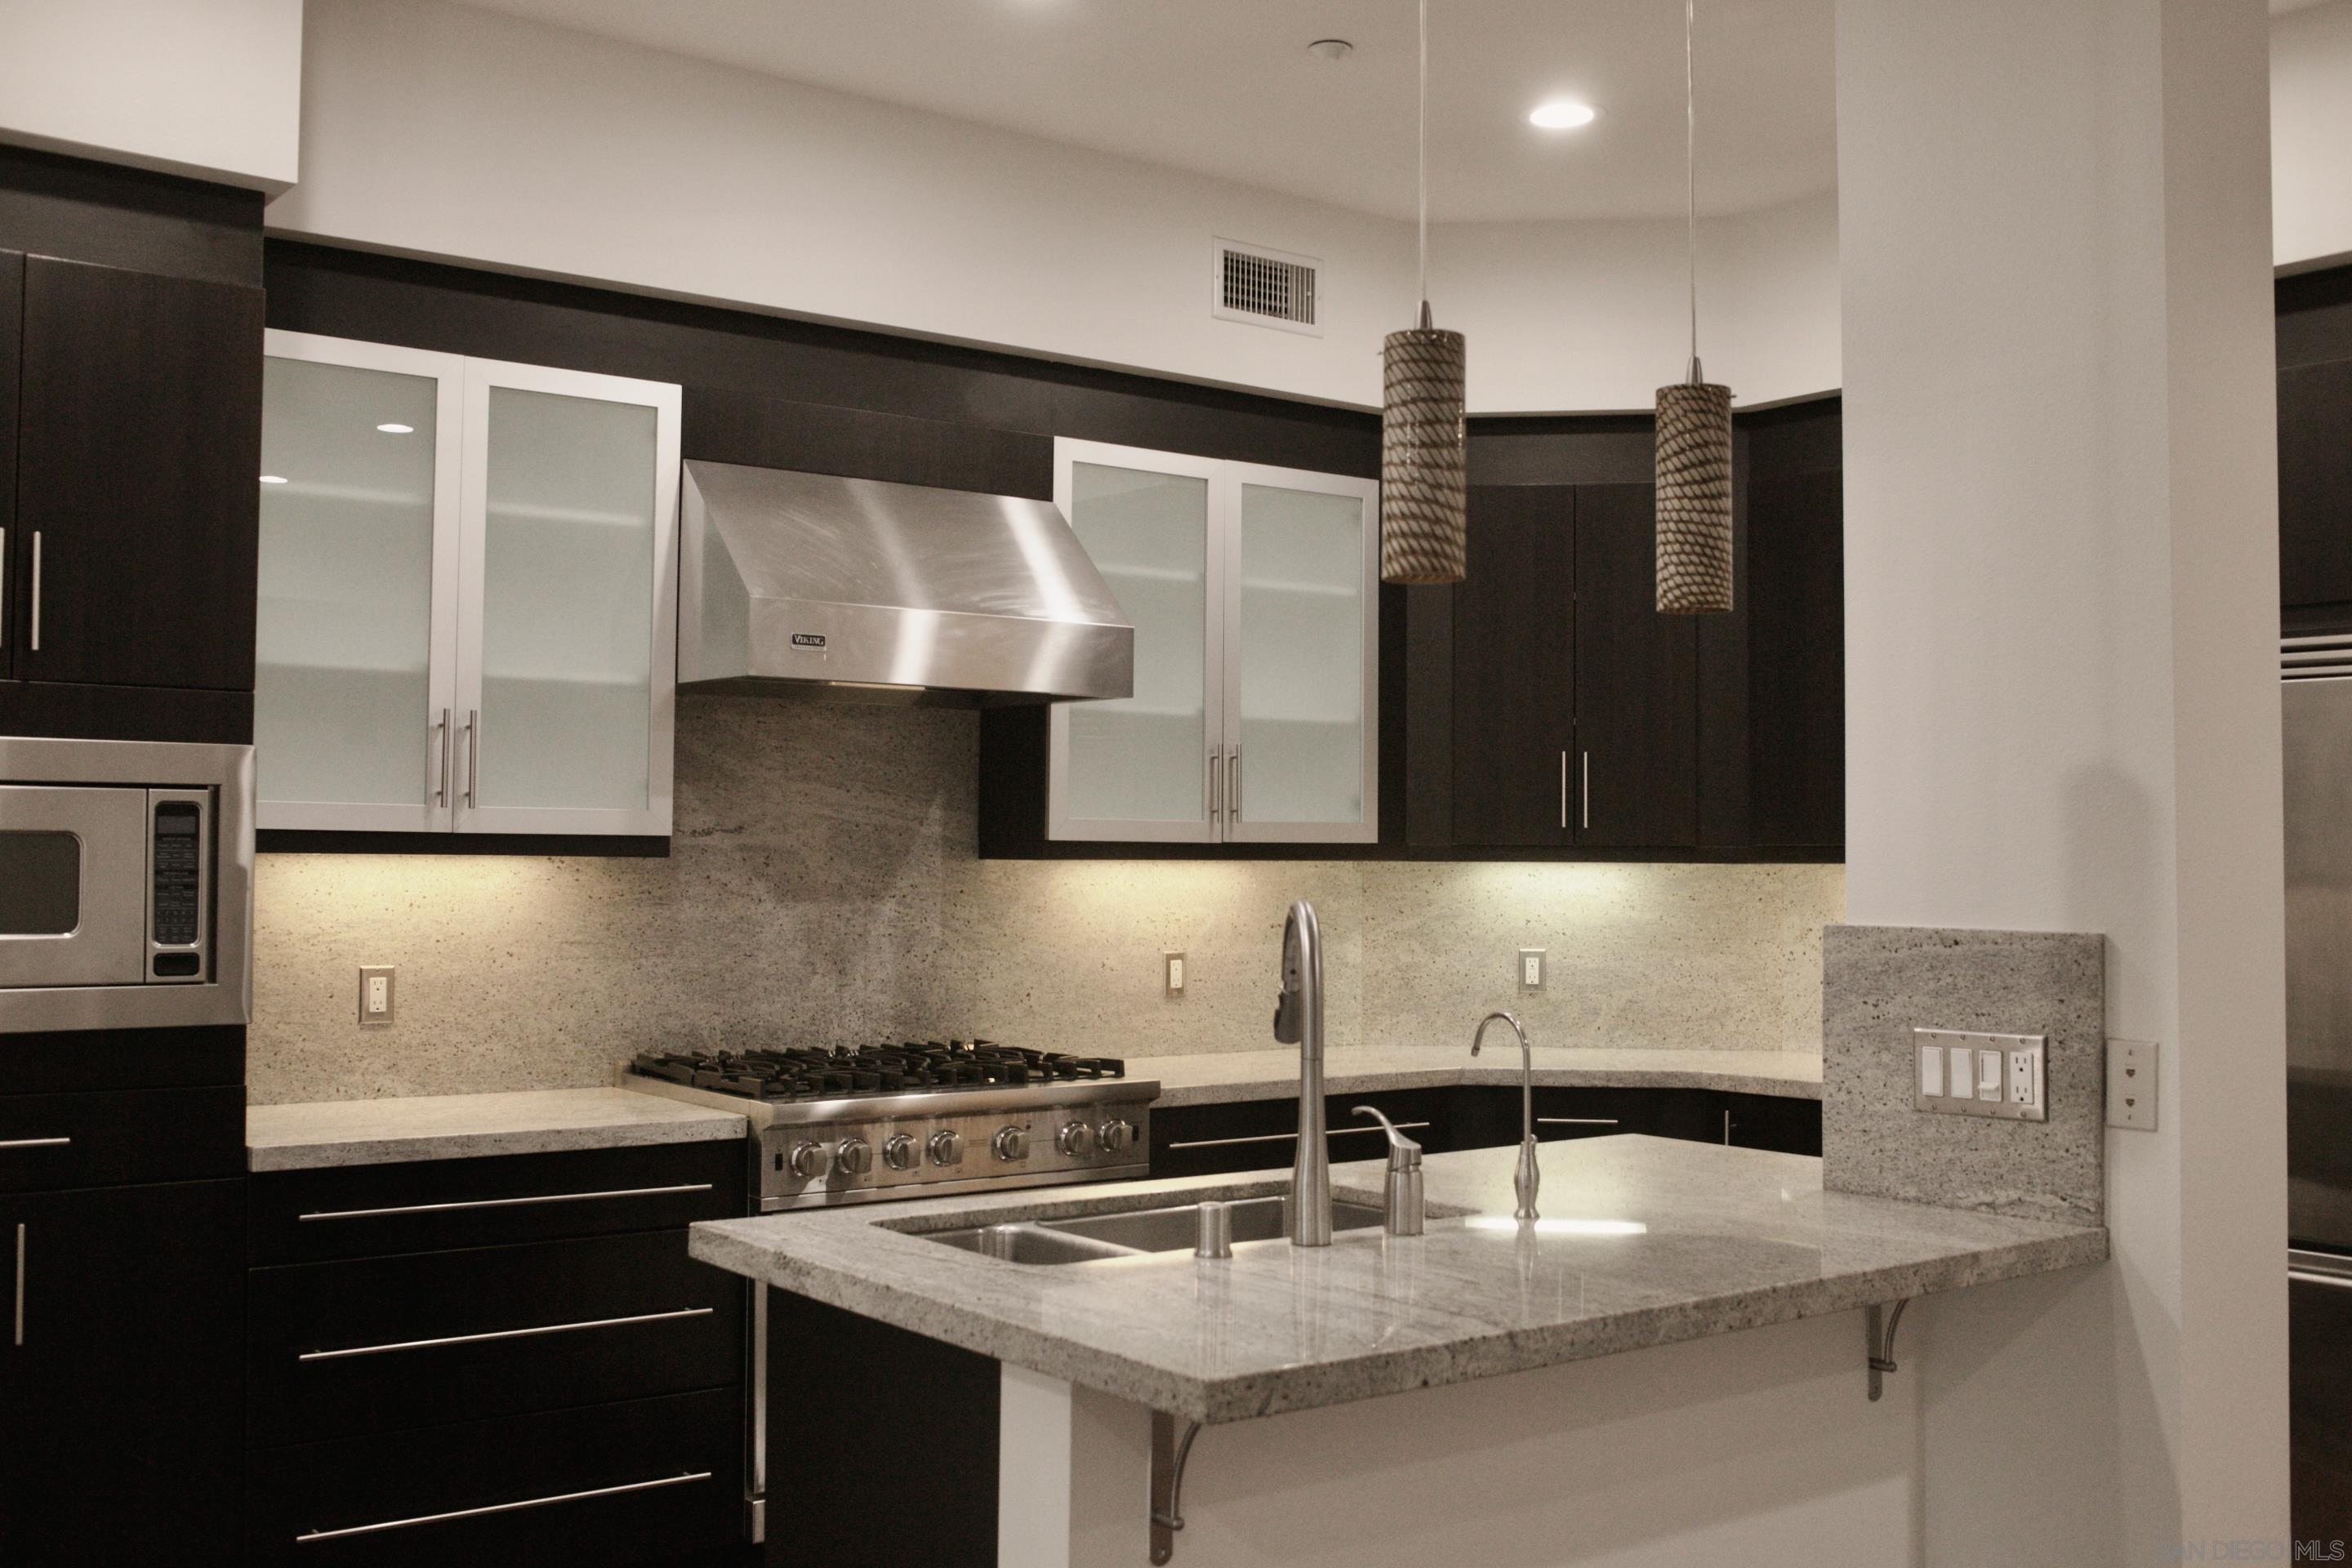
[2273,0,2352,268]
[1838,0,2284,1558]
[0,0,301,194]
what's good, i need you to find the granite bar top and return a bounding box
[247,1088,746,1171]
[1137,1045,1823,1107]
[691,1134,2103,1425]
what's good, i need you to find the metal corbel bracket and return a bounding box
[1866,1299,1912,1401]
[1150,1410,1204,1563]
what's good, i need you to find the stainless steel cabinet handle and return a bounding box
[1166,1121,1431,1152]
[1723,1110,1733,1145]
[1229,748,1241,822]
[1209,746,1223,825]
[12,1223,23,1347]
[1536,1118,1619,1126]
[296,1181,714,1223]
[1,526,7,644]
[300,1306,714,1362]
[1581,751,1591,831]
[28,532,40,652]
[435,708,452,808]
[0,1137,71,1152]
[293,1471,714,1544]
[2290,1268,2352,1292]
[1559,751,1568,829]
[464,708,479,808]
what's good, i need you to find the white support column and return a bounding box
[1836,0,2285,1557]
[999,1365,1152,1568]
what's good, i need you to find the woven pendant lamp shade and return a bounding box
[1655,378,1733,612]
[1380,318,1468,585]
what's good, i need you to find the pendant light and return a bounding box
[1381,0,1468,585]
[1655,0,1734,614]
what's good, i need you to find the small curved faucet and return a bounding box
[1276,901,1331,1247]
[1472,1010,1540,1222]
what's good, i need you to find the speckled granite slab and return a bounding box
[690,1134,2104,1425]
[247,1088,746,1170]
[1142,1045,1821,1107]
[1821,924,2105,1226]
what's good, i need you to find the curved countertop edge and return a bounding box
[246,1087,747,1170]
[1138,1045,1824,1108]
[689,1139,2102,1428]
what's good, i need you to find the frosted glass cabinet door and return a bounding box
[255,332,464,831]
[1224,468,1381,843]
[454,361,680,836]
[1049,443,1223,842]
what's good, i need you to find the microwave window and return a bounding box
[0,831,82,935]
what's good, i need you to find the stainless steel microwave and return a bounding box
[0,736,254,1033]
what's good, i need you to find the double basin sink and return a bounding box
[927,1195,1388,1265]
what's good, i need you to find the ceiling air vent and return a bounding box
[1212,238,1322,336]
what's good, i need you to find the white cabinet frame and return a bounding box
[1046,439,1379,846]
[256,330,467,835]
[256,333,679,839]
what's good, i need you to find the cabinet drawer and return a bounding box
[250,1228,743,1445]
[245,1388,742,1567]
[0,1084,244,1192]
[1150,1089,1450,1180]
[249,1139,746,1263]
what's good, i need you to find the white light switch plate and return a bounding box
[2106,1039,2156,1130]
[1912,1028,2046,1121]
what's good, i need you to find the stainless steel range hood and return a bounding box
[679,461,1134,705]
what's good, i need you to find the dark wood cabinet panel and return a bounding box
[1450,485,1575,847]
[1150,1089,1456,1180]
[0,1084,243,1192]
[14,256,262,691]
[0,251,17,684]
[2282,359,2352,612]
[1746,469,1846,846]
[0,1178,244,1561]
[1574,482,1699,847]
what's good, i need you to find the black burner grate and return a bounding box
[627,1040,1125,1102]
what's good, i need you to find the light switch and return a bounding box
[1918,1043,1945,1098]
[1976,1049,2003,1101]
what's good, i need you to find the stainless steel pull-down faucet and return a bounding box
[1472,1010,1541,1222]
[1276,900,1332,1247]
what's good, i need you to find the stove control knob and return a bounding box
[883,1133,921,1172]
[1055,1120,1095,1157]
[787,1140,832,1181]
[835,1137,874,1177]
[1097,1118,1136,1155]
[928,1130,965,1168]
[992,1125,1031,1162]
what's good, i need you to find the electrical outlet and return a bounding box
[2107,1039,2157,1130]
[1164,951,1186,996]
[1518,949,1546,991]
[359,965,395,1026]
[1912,1029,2046,1121]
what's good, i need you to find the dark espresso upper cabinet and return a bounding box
[1744,467,1845,846]
[12,255,264,692]
[1572,482,1699,848]
[0,252,18,684]
[2282,358,2352,614]
[1451,485,1575,847]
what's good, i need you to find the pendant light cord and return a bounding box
[1684,0,1699,381]
[1417,0,1429,317]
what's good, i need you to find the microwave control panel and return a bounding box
[146,791,208,981]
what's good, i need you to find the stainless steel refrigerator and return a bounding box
[2285,635,2352,1542]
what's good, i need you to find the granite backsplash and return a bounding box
[247,698,1843,1103]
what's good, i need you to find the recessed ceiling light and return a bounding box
[1529,99,1599,130]
[259,474,287,484]
[1307,38,1353,61]
[376,422,415,434]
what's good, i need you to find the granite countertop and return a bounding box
[690,1134,2104,1425]
[247,1087,746,1171]
[1136,1044,1823,1107]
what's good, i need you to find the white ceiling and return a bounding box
[453,0,1838,223]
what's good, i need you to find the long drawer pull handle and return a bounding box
[1535,1118,1620,1126]
[2290,1267,2352,1293]
[300,1306,714,1361]
[12,1223,23,1348]
[296,1181,713,1223]
[0,1137,72,1152]
[28,532,40,652]
[1167,1122,1431,1152]
[294,1470,714,1544]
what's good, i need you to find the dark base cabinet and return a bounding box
[1152,1085,1821,1180]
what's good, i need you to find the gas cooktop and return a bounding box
[626,1040,1125,1102]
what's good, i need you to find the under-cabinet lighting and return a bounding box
[1528,100,1599,129]
[259,474,287,484]
[376,423,415,434]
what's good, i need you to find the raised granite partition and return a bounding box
[1821,924,2105,1226]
